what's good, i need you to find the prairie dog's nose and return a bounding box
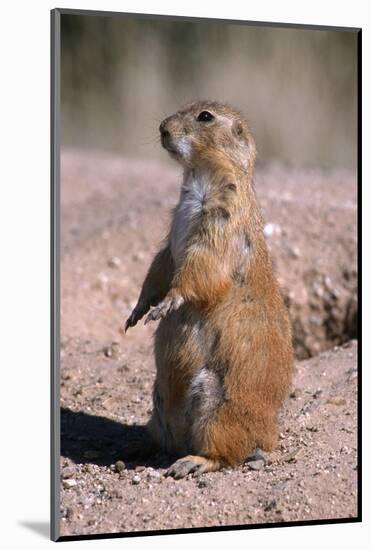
[159,115,177,137]
[159,116,172,136]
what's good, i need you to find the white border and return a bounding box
[1,1,368,548]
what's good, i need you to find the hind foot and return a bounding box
[165,455,221,479]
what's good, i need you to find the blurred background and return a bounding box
[61,13,358,169]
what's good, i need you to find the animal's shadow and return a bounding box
[61,407,174,469]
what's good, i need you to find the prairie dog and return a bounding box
[125,100,293,478]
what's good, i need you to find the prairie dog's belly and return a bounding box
[152,305,225,455]
[170,172,209,267]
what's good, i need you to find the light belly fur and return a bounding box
[170,171,209,268]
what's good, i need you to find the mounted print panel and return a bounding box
[51,8,360,542]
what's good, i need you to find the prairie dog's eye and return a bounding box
[197,111,214,122]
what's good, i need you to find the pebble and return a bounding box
[263,222,282,237]
[197,479,208,488]
[108,256,121,268]
[247,448,266,463]
[132,475,141,485]
[104,342,120,359]
[114,460,126,473]
[62,479,77,489]
[284,447,304,463]
[97,272,109,288]
[264,498,277,512]
[327,396,346,406]
[147,470,161,480]
[61,467,74,479]
[289,246,301,259]
[132,251,146,262]
[306,425,319,432]
[111,488,124,499]
[65,507,74,519]
[246,459,265,471]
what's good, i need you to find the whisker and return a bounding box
[138,134,162,146]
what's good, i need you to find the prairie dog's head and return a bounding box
[159,100,256,171]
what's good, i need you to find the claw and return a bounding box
[124,301,149,333]
[124,312,137,333]
[144,294,184,325]
[165,458,205,479]
[192,464,208,477]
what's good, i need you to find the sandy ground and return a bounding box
[59,149,358,537]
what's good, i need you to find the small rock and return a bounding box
[327,396,346,406]
[197,479,208,488]
[132,251,146,262]
[61,467,74,479]
[104,342,120,359]
[284,447,304,463]
[246,448,266,464]
[264,499,277,512]
[62,479,77,489]
[114,460,126,473]
[111,488,124,499]
[65,507,74,519]
[96,272,109,289]
[312,283,324,298]
[263,222,282,237]
[147,470,161,480]
[289,246,301,259]
[132,475,141,485]
[342,341,353,349]
[247,459,265,471]
[306,425,319,432]
[108,256,121,268]
[324,276,332,289]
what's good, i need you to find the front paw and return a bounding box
[144,293,184,324]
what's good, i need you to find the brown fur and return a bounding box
[125,100,293,477]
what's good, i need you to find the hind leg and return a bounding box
[165,396,278,479]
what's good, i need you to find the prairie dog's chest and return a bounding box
[170,172,209,266]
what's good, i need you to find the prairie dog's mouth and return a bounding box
[161,133,178,153]
[163,136,192,161]
[163,142,178,155]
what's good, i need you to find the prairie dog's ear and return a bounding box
[232,120,244,139]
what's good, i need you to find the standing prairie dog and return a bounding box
[125,100,293,478]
